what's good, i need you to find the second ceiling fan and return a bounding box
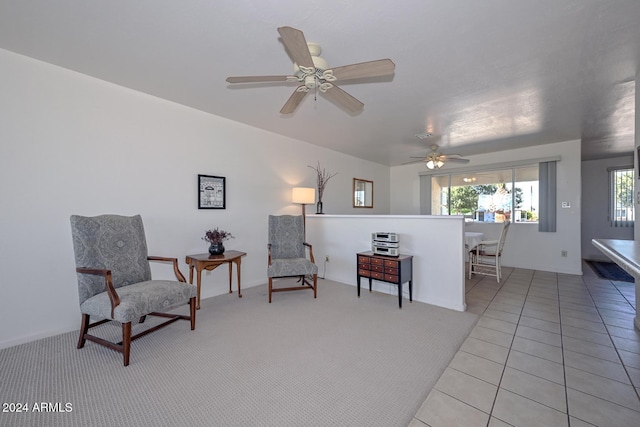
[408,145,470,169]
[226,26,395,114]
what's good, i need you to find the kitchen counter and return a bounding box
[592,238,640,330]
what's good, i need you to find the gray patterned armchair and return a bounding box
[267,215,318,302]
[70,214,196,366]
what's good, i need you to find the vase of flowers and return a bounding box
[309,161,338,214]
[203,228,234,255]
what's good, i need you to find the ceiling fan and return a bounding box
[225,26,395,114]
[408,144,470,169]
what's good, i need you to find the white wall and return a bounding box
[389,140,583,274]
[0,48,391,349]
[582,155,634,260]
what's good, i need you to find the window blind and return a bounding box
[539,161,557,232]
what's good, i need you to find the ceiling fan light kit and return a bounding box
[426,158,445,170]
[226,26,395,114]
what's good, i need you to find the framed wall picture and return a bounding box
[198,175,226,209]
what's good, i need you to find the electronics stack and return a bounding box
[371,232,399,257]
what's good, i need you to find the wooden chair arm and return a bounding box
[148,256,186,282]
[304,242,315,263]
[76,267,120,318]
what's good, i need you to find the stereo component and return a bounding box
[372,246,400,257]
[372,232,400,257]
[371,232,399,243]
[371,240,399,248]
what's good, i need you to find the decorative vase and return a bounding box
[316,201,324,214]
[208,243,225,255]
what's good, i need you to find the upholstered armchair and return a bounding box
[70,214,196,366]
[267,215,318,302]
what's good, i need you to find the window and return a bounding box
[609,167,634,227]
[431,165,539,223]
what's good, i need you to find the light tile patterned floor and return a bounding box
[409,261,640,427]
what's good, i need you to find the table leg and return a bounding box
[357,276,361,297]
[228,262,233,294]
[235,259,242,298]
[409,280,413,302]
[196,267,202,310]
[398,282,403,309]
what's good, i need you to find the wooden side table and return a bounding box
[357,251,413,308]
[185,250,247,309]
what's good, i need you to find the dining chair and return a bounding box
[468,221,511,282]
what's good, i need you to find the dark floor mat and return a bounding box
[586,260,635,282]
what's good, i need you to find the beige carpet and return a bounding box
[0,279,479,427]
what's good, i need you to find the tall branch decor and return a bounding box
[308,162,338,214]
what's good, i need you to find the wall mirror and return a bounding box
[353,178,374,208]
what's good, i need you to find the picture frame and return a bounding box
[198,175,226,209]
[353,178,374,208]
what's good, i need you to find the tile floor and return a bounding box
[410,261,640,427]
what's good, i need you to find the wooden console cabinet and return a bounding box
[357,251,413,308]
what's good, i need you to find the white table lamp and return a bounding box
[292,187,316,236]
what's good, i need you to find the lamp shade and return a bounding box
[292,187,316,204]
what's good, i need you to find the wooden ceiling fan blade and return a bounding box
[402,159,426,165]
[280,86,308,114]
[226,75,290,83]
[446,158,470,163]
[323,84,364,113]
[330,59,395,81]
[277,26,314,69]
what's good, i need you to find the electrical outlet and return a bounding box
[325,255,330,262]
[561,250,568,258]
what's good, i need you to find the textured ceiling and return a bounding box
[1,0,639,165]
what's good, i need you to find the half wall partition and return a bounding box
[306,215,466,311]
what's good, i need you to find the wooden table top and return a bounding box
[185,250,247,262]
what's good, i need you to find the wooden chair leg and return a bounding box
[189,297,196,330]
[313,274,318,298]
[122,322,132,367]
[77,313,90,349]
[268,277,273,303]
